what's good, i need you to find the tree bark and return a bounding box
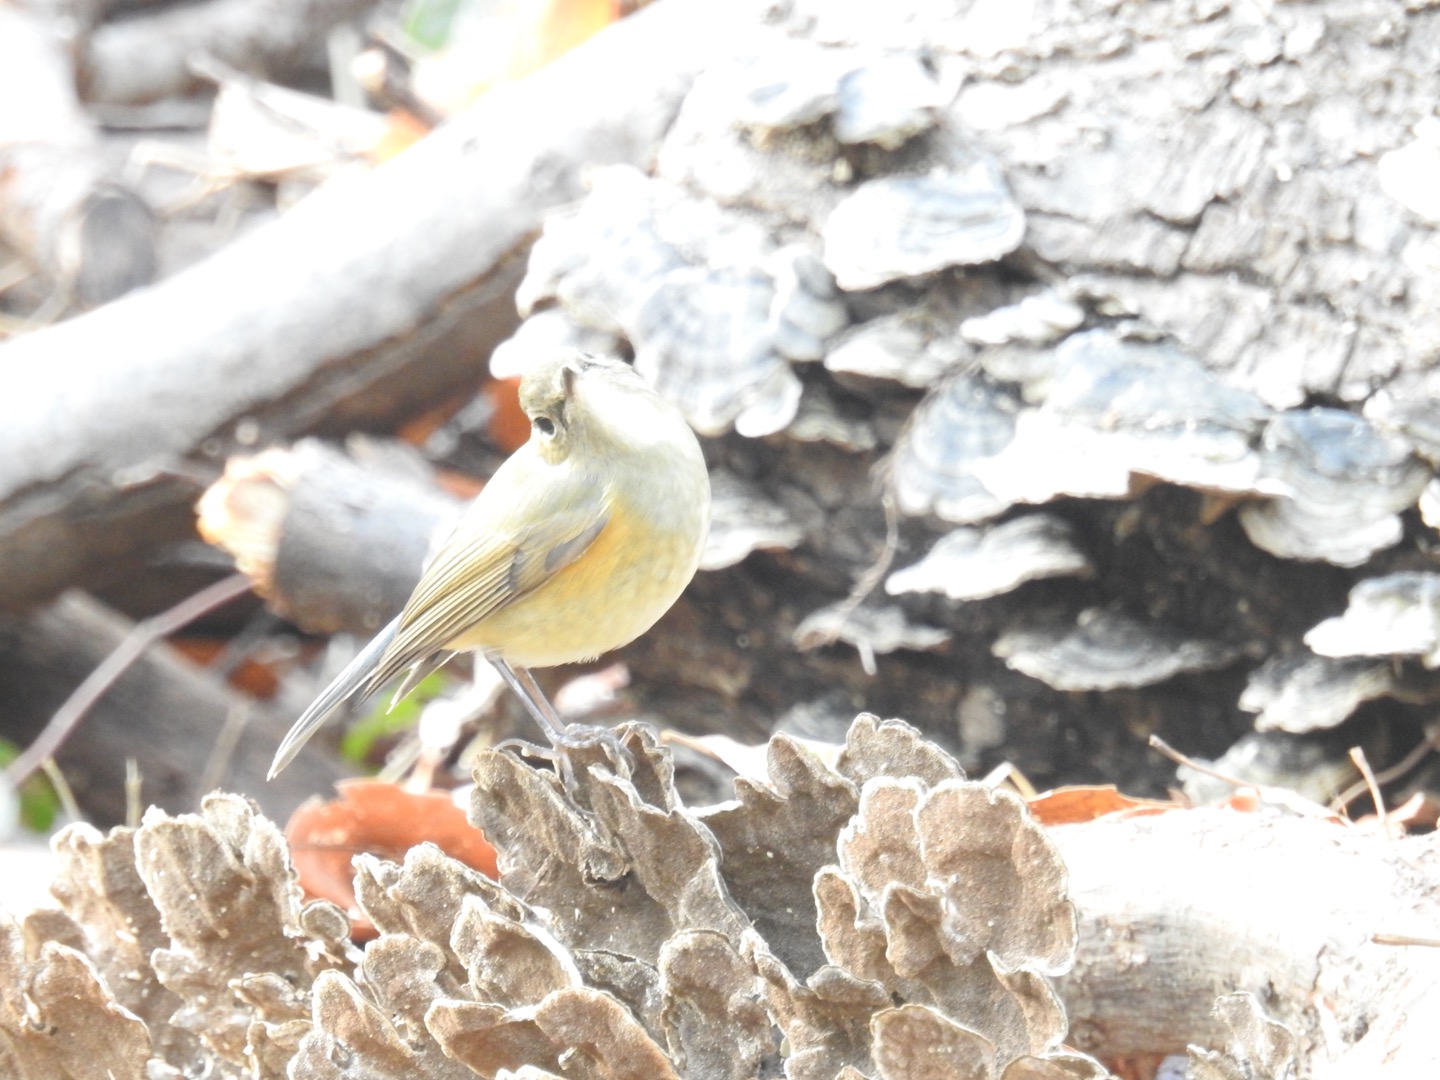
[0,6,156,305]
[196,439,460,635]
[0,590,348,826]
[76,0,376,106]
[1050,808,1440,1073]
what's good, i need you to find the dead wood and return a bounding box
[0,7,156,304]
[1050,808,1440,1074]
[75,0,377,106]
[196,439,461,634]
[0,590,347,825]
[0,0,748,614]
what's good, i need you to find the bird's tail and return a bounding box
[268,616,400,779]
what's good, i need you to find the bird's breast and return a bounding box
[445,469,707,668]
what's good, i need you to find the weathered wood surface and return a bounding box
[0,7,155,305]
[76,0,376,106]
[196,439,460,635]
[1052,808,1440,1072]
[0,591,348,824]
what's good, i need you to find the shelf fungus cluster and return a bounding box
[1231,573,1440,735]
[483,0,1440,791]
[885,347,1440,737]
[884,515,1092,603]
[993,606,1246,694]
[1237,410,1431,569]
[6,719,1125,1079]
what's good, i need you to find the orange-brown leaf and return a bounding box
[1027,784,1176,826]
[286,778,498,938]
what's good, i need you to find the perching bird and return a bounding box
[269,351,711,778]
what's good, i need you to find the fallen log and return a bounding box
[76,0,377,106]
[195,438,460,635]
[1050,807,1440,1074]
[0,6,156,305]
[0,590,348,825]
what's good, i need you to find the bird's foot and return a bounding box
[494,722,630,798]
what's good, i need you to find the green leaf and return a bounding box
[339,669,453,765]
[401,0,466,52]
[0,740,62,833]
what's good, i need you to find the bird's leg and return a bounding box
[490,657,568,743]
[489,657,581,790]
[488,658,628,791]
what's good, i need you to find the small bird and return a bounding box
[269,351,711,779]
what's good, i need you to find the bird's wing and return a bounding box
[268,463,609,780]
[363,474,609,692]
[268,615,400,779]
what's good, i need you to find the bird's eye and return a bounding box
[533,416,557,437]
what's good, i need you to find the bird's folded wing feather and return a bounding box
[268,614,401,778]
[364,473,609,691]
